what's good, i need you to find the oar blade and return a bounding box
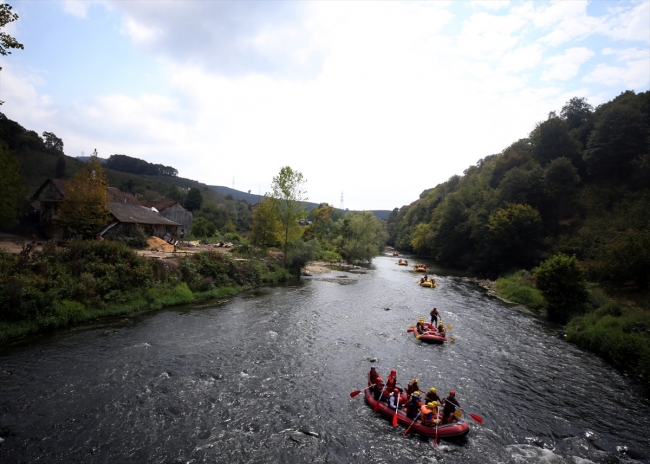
[446,324,453,330]
[469,413,483,424]
[454,409,462,418]
[392,412,398,427]
[407,329,414,333]
[450,336,456,342]
[374,401,380,412]
[350,390,361,398]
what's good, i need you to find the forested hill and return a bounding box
[388,90,650,286]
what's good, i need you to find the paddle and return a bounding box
[392,395,400,426]
[449,336,456,342]
[446,323,453,330]
[350,383,375,398]
[454,405,483,424]
[434,404,440,446]
[403,411,421,435]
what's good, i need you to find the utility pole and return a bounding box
[339,192,344,210]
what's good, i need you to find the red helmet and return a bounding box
[376,377,383,382]
[390,369,396,376]
[394,388,399,394]
[449,390,456,396]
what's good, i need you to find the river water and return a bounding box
[1,254,649,463]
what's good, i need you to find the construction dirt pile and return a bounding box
[147,236,175,252]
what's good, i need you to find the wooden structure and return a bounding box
[31,179,181,239]
[139,201,192,237]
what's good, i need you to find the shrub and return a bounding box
[495,271,546,310]
[534,253,589,322]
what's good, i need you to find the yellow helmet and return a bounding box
[412,378,418,383]
[430,401,438,407]
[430,387,437,393]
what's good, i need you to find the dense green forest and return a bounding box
[388,90,649,288]
[0,113,254,234]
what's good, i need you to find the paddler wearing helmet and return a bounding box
[416,318,426,334]
[425,386,440,404]
[437,320,446,337]
[406,378,420,396]
[442,390,460,424]
[368,365,380,385]
[405,390,421,419]
[385,369,398,392]
[372,377,384,400]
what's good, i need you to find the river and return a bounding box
[1,254,649,463]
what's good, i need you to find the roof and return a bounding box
[139,200,180,211]
[107,187,140,205]
[30,178,67,201]
[108,202,181,226]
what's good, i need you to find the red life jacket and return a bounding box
[386,375,396,391]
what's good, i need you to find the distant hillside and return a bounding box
[210,185,391,219]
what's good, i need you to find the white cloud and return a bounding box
[583,60,650,88]
[531,1,604,46]
[603,1,650,43]
[62,0,89,19]
[499,44,543,72]
[455,11,526,61]
[470,1,510,11]
[542,47,594,81]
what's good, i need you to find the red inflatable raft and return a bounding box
[364,388,469,438]
[413,322,447,343]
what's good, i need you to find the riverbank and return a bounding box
[485,271,650,390]
[0,240,292,345]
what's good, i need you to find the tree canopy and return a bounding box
[105,154,178,177]
[268,166,307,265]
[58,152,112,239]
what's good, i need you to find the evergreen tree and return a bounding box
[184,187,203,212]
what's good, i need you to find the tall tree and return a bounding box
[184,187,203,212]
[58,151,112,239]
[583,104,648,179]
[269,166,307,265]
[251,197,281,247]
[0,141,24,227]
[560,97,593,130]
[42,131,64,154]
[339,211,387,262]
[529,115,581,167]
[0,4,24,105]
[534,253,588,322]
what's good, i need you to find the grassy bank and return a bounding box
[494,273,650,389]
[494,271,546,311]
[0,240,292,344]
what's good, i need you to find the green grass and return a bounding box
[495,271,546,310]
[567,296,650,389]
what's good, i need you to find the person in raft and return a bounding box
[372,377,384,401]
[437,321,446,337]
[368,366,380,386]
[406,378,420,396]
[405,391,421,419]
[425,387,441,404]
[416,318,427,334]
[421,401,441,426]
[442,391,460,424]
[430,307,440,325]
[388,388,401,410]
[386,369,398,392]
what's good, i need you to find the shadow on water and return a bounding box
[0,255,649,463]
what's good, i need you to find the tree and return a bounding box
[311,203,334,239]
[166,184,186,203]
[268,166,307,265]
[529,115,581,167]
[251,197,281,247]
[487,203,543,271]
[560,97,593,130]
[534,253,588,322]
[583,104,648,179]
[55,155,66,178]
[0,141,24,227]
[0,4,24,105]
[58,151,112,239]
[338,211,387,262]
[42,131,64,154]
[184,187,203,212]
[191,217,217,240]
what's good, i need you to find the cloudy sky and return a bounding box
[2,1,649,210]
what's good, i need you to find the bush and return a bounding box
[318,250,342,263]
[104,226,148,249]
[534,253,589,322]
[495,271,546,310]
